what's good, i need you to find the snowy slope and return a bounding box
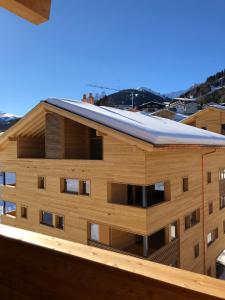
[0,112,20,132]
[45,98,225,146]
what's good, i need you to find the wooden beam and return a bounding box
[0,0,51,24]
[0,225,225,300]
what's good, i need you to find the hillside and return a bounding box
[0,112,20,132]
[180,69,225,104]
[95,88,169,107]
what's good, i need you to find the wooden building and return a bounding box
[169,98,199,115]
[1,99,225,278]
[151,109,175,120]
[138,101,166,112]
[182,104,225,135]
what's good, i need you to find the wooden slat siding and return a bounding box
[0,0,51,25]
[182,107,225,135]
[64,117,90,159]
[148,238,180,265]
[17,136,45,158]
[45,113,65,159]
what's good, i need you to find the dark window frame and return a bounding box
[182,177,189,192]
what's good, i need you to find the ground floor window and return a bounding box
[90,223,99,242]
[40,210,64,230]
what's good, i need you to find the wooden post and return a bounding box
[143,235,149,257]
[142,186,147,208]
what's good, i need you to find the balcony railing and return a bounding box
[88,238,180,266]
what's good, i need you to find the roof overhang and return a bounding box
[1,100,225,153]
[0,0,51,24]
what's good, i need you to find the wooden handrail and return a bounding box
[0,225,224,300]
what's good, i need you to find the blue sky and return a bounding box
[0,0,225,115]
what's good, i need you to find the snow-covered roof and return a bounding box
[45,98,225,146]
[172,98,197,102]
[208,104,225,111]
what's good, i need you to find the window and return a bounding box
[208,202,213,215]
[182,177,189,192]
[21,206,27,219]
[61,178,90,196]
[0,172,16,187]
[55,215,64,230]
[90,223,100,242]
[63,179,79,194]
[40,210,64,230]
[38,176,46,189]
[220,196,225,209]
[207,228,218,247]
[219,169,225,180]
[194,243,199,258]
[40,211,53,227]
[0,201,17,218]
[207,172,212,184]
[221,124,225,135]
[170,222,178,241]
[184,209,200,230]
[81,180,91,196]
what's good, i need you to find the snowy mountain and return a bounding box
[180,70,225,104]
[0,112,20,132]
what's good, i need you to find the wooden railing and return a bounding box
[88,238,180,266]
[148,238,179,265]
[0,225,224,300]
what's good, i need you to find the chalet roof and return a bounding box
[182,104,225,124]
[45,98,225,146]
[138,101,165,108]
[172,98,197,103]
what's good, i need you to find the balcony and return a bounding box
[88,222,179,266]
[88,238,179,266]
[17,113,103,160]
[108,181,170,208]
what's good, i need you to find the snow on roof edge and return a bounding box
[44,98,225,147]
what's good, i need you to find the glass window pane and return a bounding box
[41,211,53,226]
[90,223,99,241]
[154,182,164,191]
[5,172,16,186]
[65,179,79,194]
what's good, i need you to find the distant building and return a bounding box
[182,104,225,134]
[169,98,199,115]
[138,101,165,112]
[151,109,175,120]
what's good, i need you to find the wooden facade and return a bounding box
[1,101,225,278]
[182,106,225,134]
